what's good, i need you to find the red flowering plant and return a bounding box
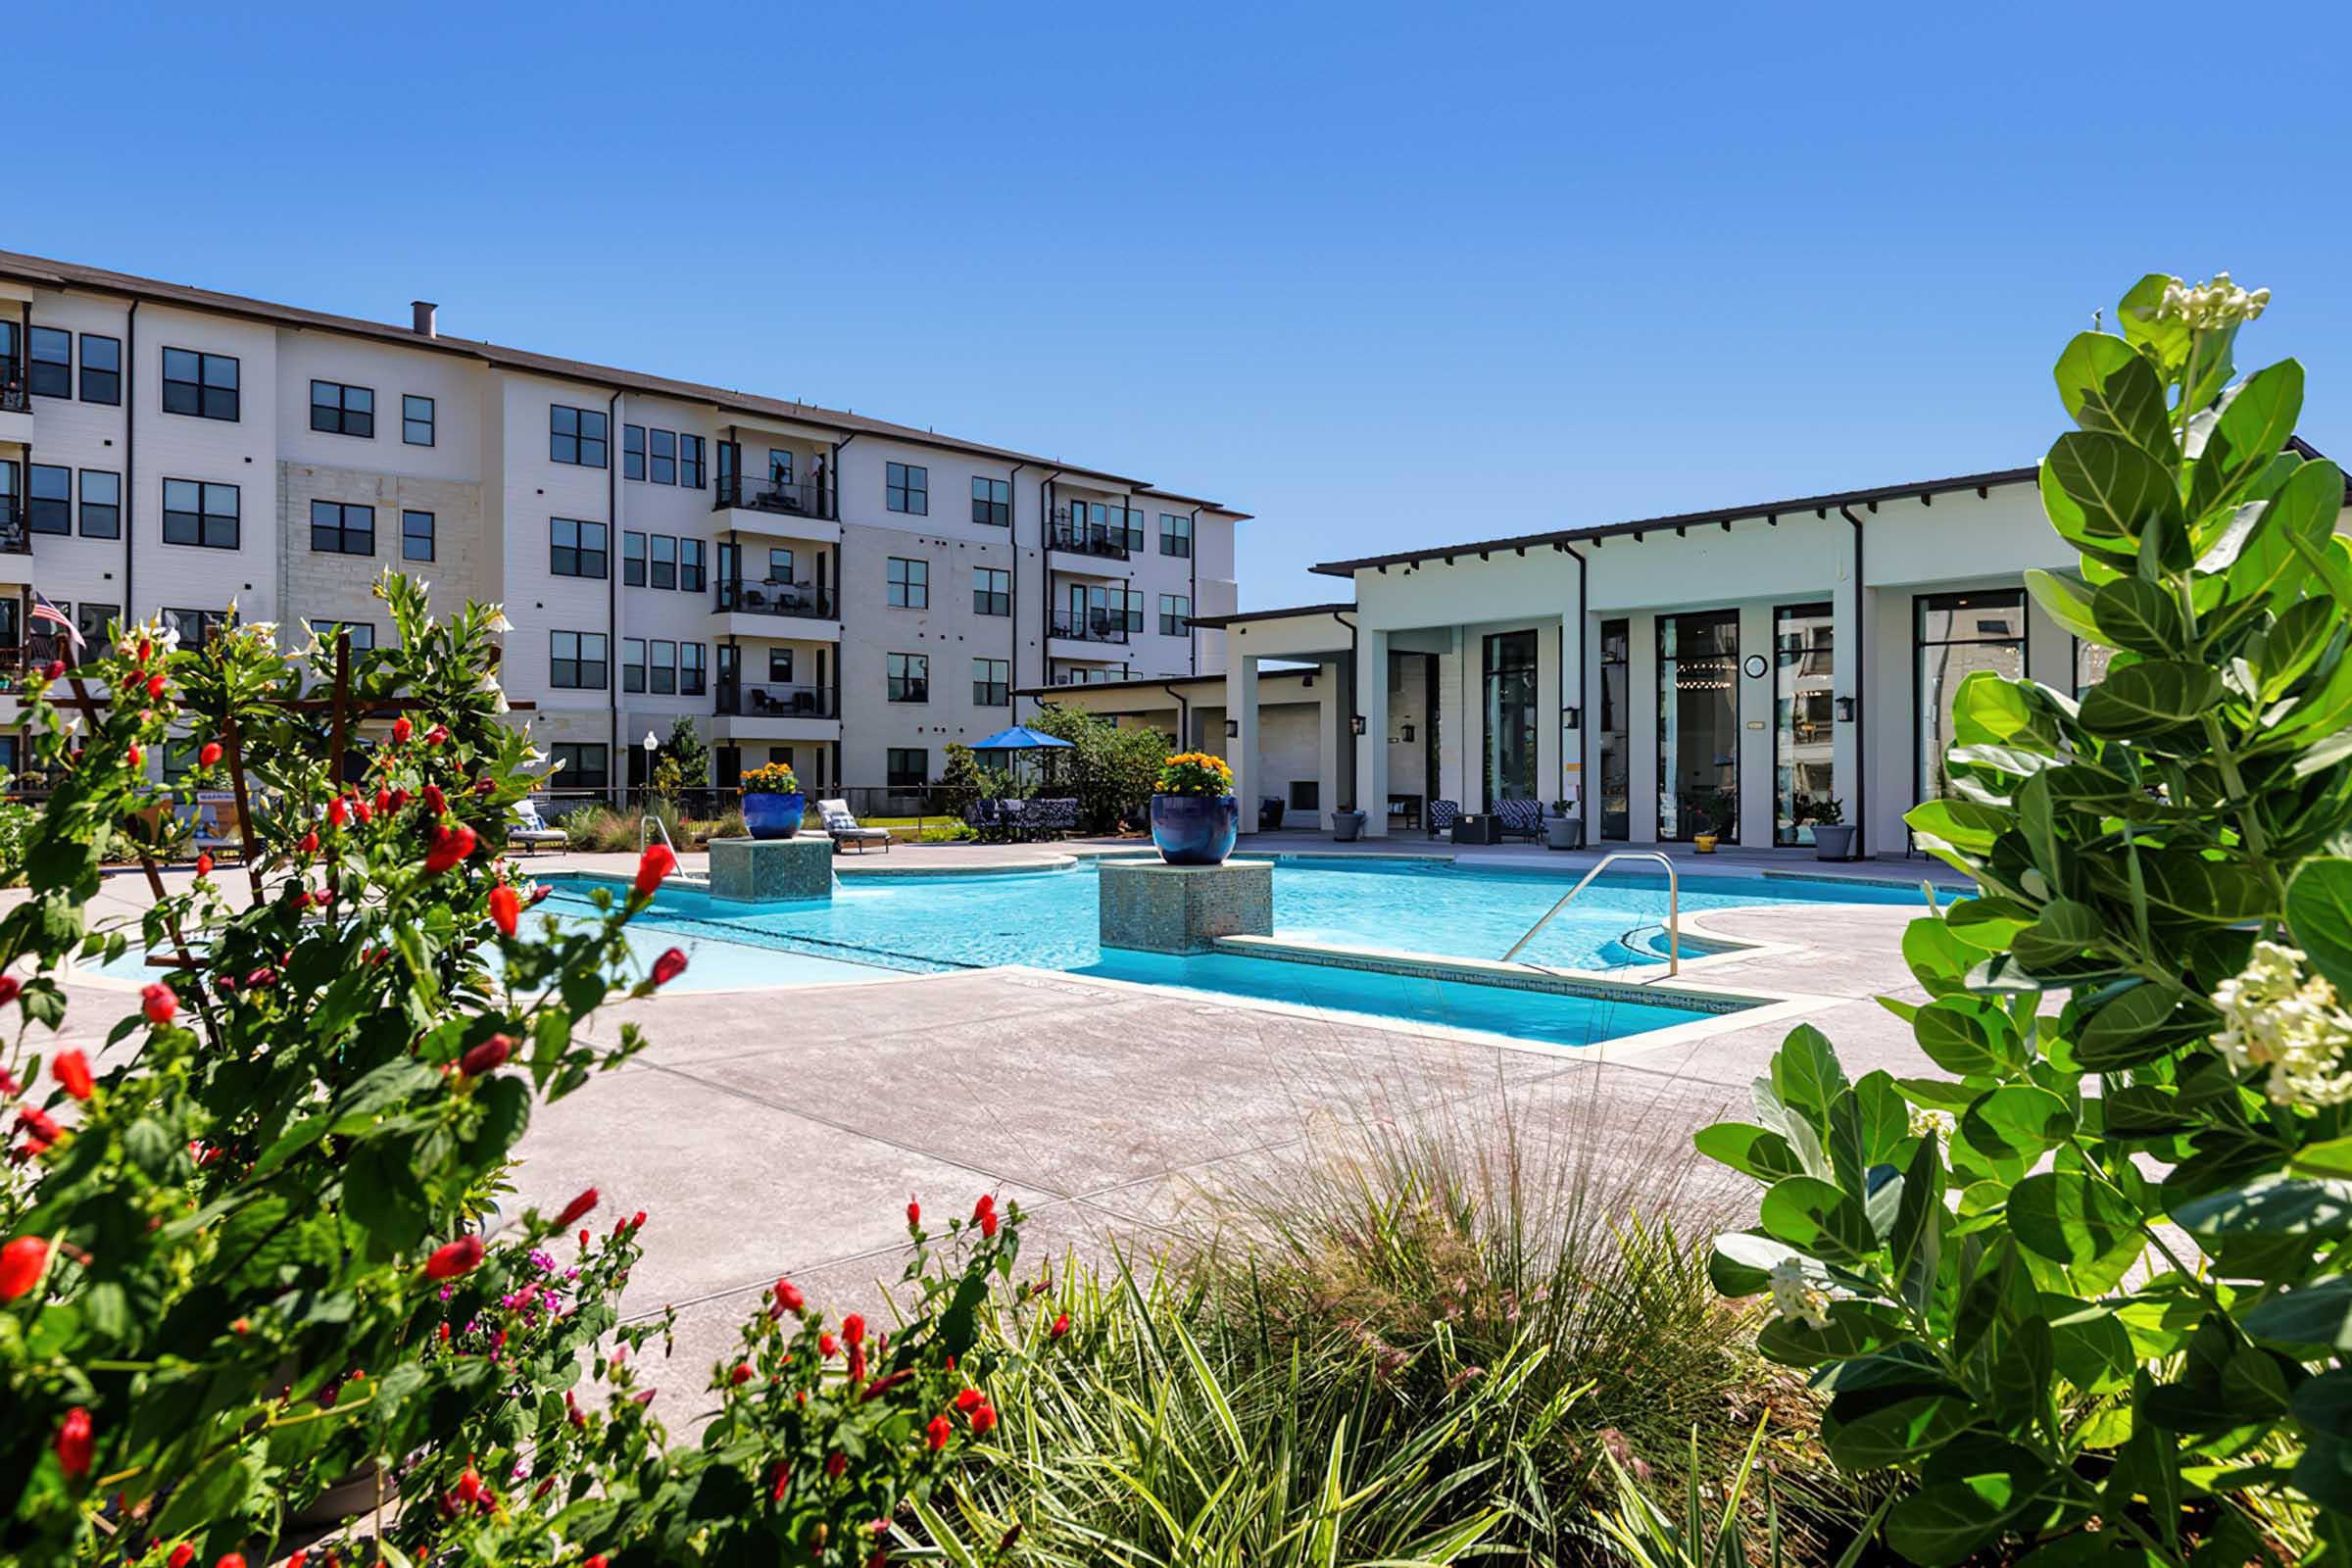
[0,571,684,1563]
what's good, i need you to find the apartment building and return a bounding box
[0,251,1245,800]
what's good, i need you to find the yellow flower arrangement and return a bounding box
[740,760,801,795]
[1155,752,1234,798]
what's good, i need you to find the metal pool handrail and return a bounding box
[640,809,677,862]
[1501,851,1681,976]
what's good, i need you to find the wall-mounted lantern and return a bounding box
[1224,718,1241,739]
[1561,706,1581,731]
[1836,696,1856,722]
[1349,714,1368,736]
[1400,723,1415,743]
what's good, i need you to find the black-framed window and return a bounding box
[162,348,239,420]
[1121,508,1146,553]
[973,658,1009,708]
[886,748,927,788]
[402,509,435,562]
[1774,602,1837,847]
[1484,627,1541,812]
[1915,589,2027,816]
[971,476,1010,526]
[679,537,706,593]
[307,617,376,653]
[767,647,795,682]
[2073,636,2113,699]
[649,428,676,485]
[765,546,795,581]
[886,462,928,515]
[622,530,646,587]
[1596,618,1630,841]
[163,608,229,651]
[679,434,706,489]
[886,556,928,609]
[551,742,609,791]
[1656,612,1738,842]
[550,630,608,689]
[163,479,240,549]
[311,379,374,437]
[551,517,608,578]
[887,652,928,703]
[649,534,676,590]
[973,566,1010,616]
[1158,593,1192,637]
[27,465,70,534]
[27,327,71,399]
[310,500,375,555]
[621,637,646,693]
[403,394,435,446]
[550,404,608,466]
[650,638,677,695]
[1160,513,1192,558]
[680,642,707,696]
[622,424,646,481]
[1122,586,1145,634]
[75,603,118,662]
[78,470,121,538]
[78,334,121,405]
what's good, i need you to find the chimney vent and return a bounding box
[412,300,438,337]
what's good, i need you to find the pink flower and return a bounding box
[141,982,177,1026]
[459,1035,512,1078]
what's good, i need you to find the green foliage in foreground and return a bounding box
[1699,272,2352,1564]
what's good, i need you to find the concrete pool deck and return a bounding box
[45,841,1958,1402]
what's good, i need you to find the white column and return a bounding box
[1831,564,1863,856]
[1739,603,1775,848]
[1317,661,1344,828]
[1536,617,1562,810]
[1628,612,1660,844]
[1227,655,1260,833]
[1357,629,1391,836]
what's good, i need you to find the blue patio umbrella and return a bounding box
[970,724,1076,786]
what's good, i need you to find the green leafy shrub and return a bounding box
[1028,704,1167,830]
[1695,272,2352,1564]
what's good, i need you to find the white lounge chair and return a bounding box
[816,798,892,854]
[508,800,568,855]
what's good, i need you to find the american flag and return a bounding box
[29,591,82,651]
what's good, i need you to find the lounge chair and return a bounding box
[509,800,568,855]
[1426,800,1460,839]
[817,798,893,854]
[1494,798,1545,841]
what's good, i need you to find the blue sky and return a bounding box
[15,2,2349,607]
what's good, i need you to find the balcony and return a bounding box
[0,503,27,555]
[1050,610,1131,645]
[715,579,835,620]
[1049,520,1131,562]
[716,680,836,719]
[0,371,31,448]
[713,473,836,522]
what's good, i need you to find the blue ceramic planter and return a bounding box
[741,791,807,841]
[1150,793,1239,865]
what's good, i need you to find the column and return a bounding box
[1831,561,1863,857]
[1356,629,1391,836]
[1226,655,1259,832]
[1317,660,1344,826]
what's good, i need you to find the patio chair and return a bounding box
[1494,798,1545,841]
[1258,797,1286,831]
[996,799,1027,841]
[817,798,893,854]
[508,799,569,855]
[1030,798,1079,839]
[1426,800,1460,838]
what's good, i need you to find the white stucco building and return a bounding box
[0,250,1244,800]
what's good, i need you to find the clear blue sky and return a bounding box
[15,1,2349,607]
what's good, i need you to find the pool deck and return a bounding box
[45,839,1957,1400]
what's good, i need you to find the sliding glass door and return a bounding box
[1482,630,1538,807]
[1596,619,1630,840]
[1915,590,2025,807]
[1657,611,1739,842]
[1774,603,1836,846]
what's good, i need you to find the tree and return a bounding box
[1029,703,1166,832]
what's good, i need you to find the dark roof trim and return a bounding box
[1309,464,2041,577]
[1014,667,1318,700]
[1189,600,1355,629]
[0,249,1219,496]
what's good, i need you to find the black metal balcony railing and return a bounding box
[0,503,27,555]
[1049,522,1131,561]
[713,473,835,521]
[716,681,836,719]
[0,364,26,414]
[715,579,836,618]
[1051,610,1131,645]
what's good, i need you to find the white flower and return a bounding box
[485,607,514,634]
[2213,941,2352,1107]
[1908,1106,1955,1142]
[2157,271,2272,331]
[1767,1257,1832,1331]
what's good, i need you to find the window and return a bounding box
[74,603,118,663]
[27,465,70,534]
[311,379,374,437]
[680,434,706,489]
[162,348,239,420]
[1656,613,1737,841]
[971,476,1010,526]
[887,652,928,703]
[679,537,706,593]
[767,647,795,682]
[886,748,928,788]
[768,449,794,483]
[1774,603,1838,847]
[1289,780,1320,813]
[550,404,608,466]
[77,469,121,538]
[1158,594,1192,637]
[307,618,376,652]
[622,531,646,586]
[26,595,65,664]
[550,630,608,689]
[1121,586,1145,634]
[622,424,646,481]
[403,394,435,446]
[650,428,676,485]
[1916,590,2027,815]
[680,642,707,696]
[1160,513,1192,558]
[1122,508,1146,553]
[551,517,608,578]
[646,638,674,695]
[310,500,375,555]
[649,534,676,590]
[402,509,435,562]
[766,547,795,582]
[27,328,71,399]
[163,608,229,651]
[886,462,928,515]
[973,566,1010,616]
[973,658,1009,708]
[886,556,928,609]
[551,743,610,791]
[621,638,646,693]
[79,335,121,405]
[1597,619,1630,841]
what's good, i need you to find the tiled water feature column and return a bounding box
[1098,860,1273,955]
[707,836,834,902]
